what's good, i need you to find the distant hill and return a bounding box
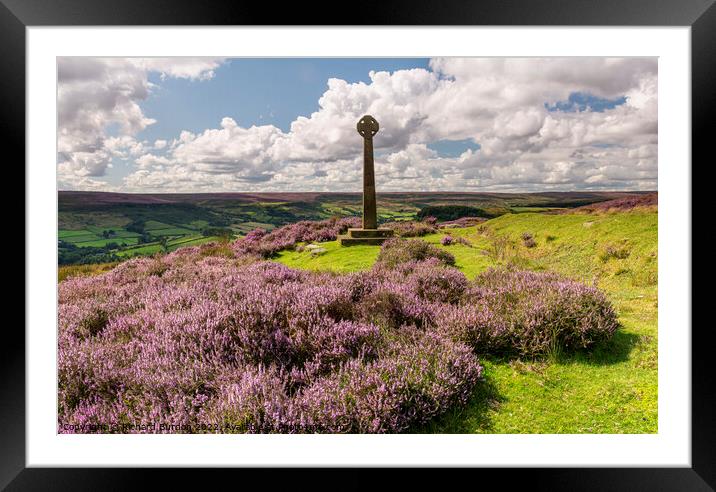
[58,191,329,208]
[59,190,652,209]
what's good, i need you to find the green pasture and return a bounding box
[60,230,141,247]
[59,218,210,261]
[73,237,139,248]
[148,227,197,236]
[116,235,222,258]
[58,229,94,238]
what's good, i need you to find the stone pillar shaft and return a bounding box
[362,135,377,230]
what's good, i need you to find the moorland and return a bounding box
[57,192,657,433]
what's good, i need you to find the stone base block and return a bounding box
[339,228,394,246]
[346,228,394,238]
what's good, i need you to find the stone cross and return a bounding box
[339,115,394,246]
[356,115,379,230]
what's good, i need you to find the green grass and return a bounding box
[275,210,658,434]
[62,234,101,243]
[275,241,380,273]
[72,237,139,248]
[60,228,142,243]
[59,192,644,264]
[187,220,210,229]
[116,244,162,257]
[112,230,141,238]
[58,229,94,238]
[148,227,197,236]
[60,228,144,248]
[59,209,223,261]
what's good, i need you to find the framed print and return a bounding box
[7,0,712,488]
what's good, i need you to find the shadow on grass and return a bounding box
[413,329,642,434]
[413,373,504,434]
[554,329,643,367]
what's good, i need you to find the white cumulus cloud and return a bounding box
[57,57,225,189]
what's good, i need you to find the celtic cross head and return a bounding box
[356,115,379,139]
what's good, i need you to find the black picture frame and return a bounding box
[5,0,710,489]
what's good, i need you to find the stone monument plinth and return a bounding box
[340,227,394,246]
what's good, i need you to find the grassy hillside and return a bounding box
[276,210,658,433]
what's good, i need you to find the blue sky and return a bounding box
[57,57,657,193]
[545,91,628,113]
[140,58,431,137]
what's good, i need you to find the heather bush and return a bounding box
[195,329,482,433]
[197,366,290,433]
[291,329,482,433]
[356,290,420,330]
[441,235,453,246]
[402,259,469,304]
[436,268,619,357]
[383,220,438,238]
[227,284,381,380]
[376,238,456,269]
[439,217,487,228]
[337,268,431,323]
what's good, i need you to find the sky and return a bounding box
[57,57,657,193]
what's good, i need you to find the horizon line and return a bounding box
[57,189,658,195]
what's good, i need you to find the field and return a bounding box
[58,190,651,265]
[58,211,225,264]
[276,210,658,433]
